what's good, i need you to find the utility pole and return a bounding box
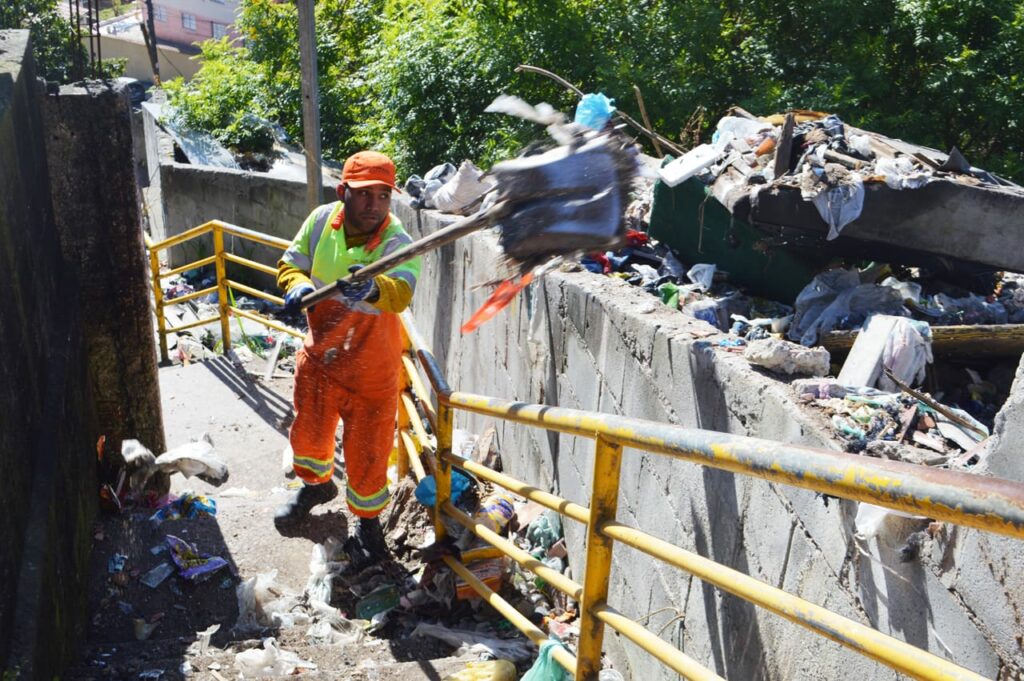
[296,0,322,212]
[140,0,161,86]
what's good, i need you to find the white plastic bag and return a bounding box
[433,160,496,215]
[686,263,716,292]
[877,318,933,391]
[234,637,317,678]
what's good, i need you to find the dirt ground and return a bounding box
[67,355,508,680]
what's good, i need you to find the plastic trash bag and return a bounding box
[687,263,716,292]
[306,536,347,605]
[153,434,228,485]
[854,503,924,541]
[811,173,864,240]
[521,638,570,681]
[789,269,908,346]
[415,470,474,507]
[234,638,316,678]
[234,570,305,632]
[574,92,615,131]
[877,318,933,391]
[876,156,930,190]
[526,511,563,552]
[433,160,496,215]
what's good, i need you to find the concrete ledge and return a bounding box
[397,195,1020,679]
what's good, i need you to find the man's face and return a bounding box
[344,185,392,234]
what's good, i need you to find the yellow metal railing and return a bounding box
[395,310,1024,681]
[145,223,1024,680]
[145,220,304,363]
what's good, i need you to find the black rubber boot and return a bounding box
[344,516,389,572]
[273,479,338,529]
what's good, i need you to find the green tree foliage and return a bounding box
[167,0,1024,180]
[1,0,125,82]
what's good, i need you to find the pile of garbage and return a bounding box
[794,378,989,463]
[662,109,1021,245]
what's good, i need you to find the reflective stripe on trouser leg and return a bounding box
[289,350,340,484]
[341,389,399,518]
[347,484,390,517]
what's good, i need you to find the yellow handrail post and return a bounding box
[576,435,623,681]
[212,223,232,352]
[149,246,169,363]
[396,366,412,482]
[435,403,454,539]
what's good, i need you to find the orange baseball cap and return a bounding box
[340,150,401,192]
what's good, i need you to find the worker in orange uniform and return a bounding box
[274,151,421,568]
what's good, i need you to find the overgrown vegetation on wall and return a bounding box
[166,0,1024,181]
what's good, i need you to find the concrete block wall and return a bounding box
[397,196,1022,680]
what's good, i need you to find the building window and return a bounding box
[152,4,166,21]
[212,22,228,38]
[181,12,196,30]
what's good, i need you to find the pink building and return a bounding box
[141,0,240,51]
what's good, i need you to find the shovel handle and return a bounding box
[299,201,508,310]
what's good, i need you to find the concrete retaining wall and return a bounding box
[0,30,99,679]
[398,197,1024,680]
[141,98,336,285]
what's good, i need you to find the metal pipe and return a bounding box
[159,254,218,279]
[443,392,1024,540]
[402,355,437,428]
[593,604,724,681]
[399,430,427,482]
[442,501,584,601]
[216,221,292,250]
[401,393,434,450]
[575,436,623,680]
[162,284,218,306]
[225,279,285,306]
[441,451,590,525]
[224,252,279,277]
[149,246,169,363]
[435,403,454,539]
[148,222,214,251]
[229,307,305,339]
[212,225,232,352]
[601,521,988,681]
[165,315,221,334]
[442,555,578,676]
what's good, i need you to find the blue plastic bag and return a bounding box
[574,92,615,131]
[415,470,473,506]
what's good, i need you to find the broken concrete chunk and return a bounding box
[744,338,830,376]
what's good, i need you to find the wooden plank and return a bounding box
[774,112,795,178]
[822,324,1024,358]
[836,315,900,387]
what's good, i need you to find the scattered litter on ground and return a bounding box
[233,637,317,678]
[149,492,217,526]
[140,562,176,589]
[412,622,535,663]
[166,534,229,581]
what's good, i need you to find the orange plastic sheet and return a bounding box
[461,272,535,334]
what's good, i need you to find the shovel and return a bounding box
[299,132,637,311]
